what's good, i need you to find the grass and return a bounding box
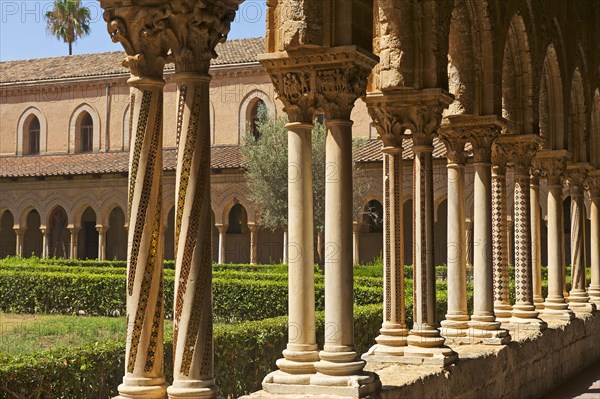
[0,313,173,356]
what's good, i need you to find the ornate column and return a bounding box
[507,219,515,267]
[362,96,409,362]
[536,150,574,321]
[491,146,512,322]
[68,225,79,260]
[353,221,361,266]
[101,3,170,398]
[166,4,242,397]
[437,124,469,342]
[96,225,107,261]
[565,164,595,314]
[497,135,546,330]
[586,170,600,306]
[13,227,23,257]
[216,224,227,264]
[249,224,259,265]
[465,219,474,269]
[40,227,48,259]
[529,169,544,309]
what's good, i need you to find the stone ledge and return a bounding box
[367,312,600,399]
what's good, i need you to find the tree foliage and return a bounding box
[45,0,91,56]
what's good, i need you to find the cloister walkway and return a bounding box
[546,363,600,399]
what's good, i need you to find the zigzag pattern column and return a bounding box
[102,4,170,397]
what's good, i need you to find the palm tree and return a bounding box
[45,0,91,56]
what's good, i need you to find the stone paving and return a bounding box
[545,363,600,399]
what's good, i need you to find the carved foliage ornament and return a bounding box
[315,66,370,120]
[367,105,404,149]
[271,71,314,123]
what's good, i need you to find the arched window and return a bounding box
[250,100,265,140]
[80,113,93,153]
[27,116,40,155]
[227,204,247,234]
[364,200,383,233]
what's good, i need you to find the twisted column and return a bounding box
[362,113,409,361]
[438,129,469,342]
[565,165,595,314]
[498,135,546,330]
[586,172,600,306]
[491,150,512,322]
[537,151,574,321]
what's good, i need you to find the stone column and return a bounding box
[465,219,474,269]
[282,228,288,264]
[507,219,515,267]
[14,227,23,257]
[536,151,574,320]
[102,4,170,398]
[565,164,595,314]
[586,171,600,306]
[437,127,469,342]
[40,227,48,259]
[529,171,544,309]
[491,148,512,322]
[68,226,79,260]
[248,224,259,265]
[353,221,361,266]
[167,5,242,393]
[362,95,409,361]
[498,135,546,330]
[96,225,107,261]
[216,225,227,264]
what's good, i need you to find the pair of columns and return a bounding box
[100,1,244,398]
[30,224,107,260]
[258,47,380,396]
[215,223,259,264]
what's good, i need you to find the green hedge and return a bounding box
[0,304,386,399]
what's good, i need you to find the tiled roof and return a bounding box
[0,37,265,84]
[0,139,451,178]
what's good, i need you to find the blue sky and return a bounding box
[0,0,266,61]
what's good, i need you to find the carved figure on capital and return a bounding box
[495,135,544,175]
[270,71,316,123]
[437,128,468,165]
[315,66,370,120]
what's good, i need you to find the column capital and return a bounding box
[585,170,600,198]
[101,1,171,80]
[96,225,108,234]
[366,88,453,148]
[495,134,543,175]
[67,225,80,234]
[215,224,228,234]
[531,149,571,184]
[165,0,243,74]
[442,114,506,163]
[565,163,591,197]
[248,223,259,233]
[352,221,362,233]
[259,46,377,123]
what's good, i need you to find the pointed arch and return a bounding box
[592,89,600,168]
[17,107,47,155]
[539,44,566,150]
[69,103,101,153]
[238,90,276,144]
[569,68,587,162]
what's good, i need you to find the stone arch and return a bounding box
[16,107,47,155]
[592,89,600,168]
[225,203,250,263]
[446,0,495,116]
[0,210,16,258]
[568,68,588,163]
[71,196,100,227]
[23,209,42,258]
[78,207,98,259]
[47,205,69,258]
[502,14,534,135]
[539,44,566,150]
[216,188,254,225]
[106,206,127,261]
[69,103,101,153]
[238,89,276,143]
[43,196,73,227]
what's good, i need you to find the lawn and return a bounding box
[0,313,173,356]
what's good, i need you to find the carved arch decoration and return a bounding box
[68,103,102,153]
[538,44,565,150]
[238,89,276,144]
[502,13,534,135]
[16,107,47,156]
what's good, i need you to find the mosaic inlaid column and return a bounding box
[216,225,227,264]
[529,172,544,309]
[565,165,595,314]
[491,148,512,322]
[438,129,469,342]
[97,225,107,261]
[498,135,546,330]
[537,151,574,321]
[586,171,600,306]
[102,3,170,398]
[362,95,409,362]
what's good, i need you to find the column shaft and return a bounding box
[169,75,218,397]
[117,80,167,399]
[353,222,360,266]
[530,177,544,308]
[69,227,79,260]
[216,225,226,264]
[249,225,258,265]
[41,228,48,259]
[492,169,512,319]
[589,193,600,304]
[97,226,106,261]
[14,229,23,257]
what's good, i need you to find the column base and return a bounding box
[540,300,575,321]
[401,327,457,366]
[439,319,469,342]
[567,291,597,314]
[503,316,547,333]
[117,379,167,399]
[361,328,409,362]
[493,303,513,321]
[589,285,600,306]
[259,372,381,398]
[533,296,545,310]
[465,320,511,345]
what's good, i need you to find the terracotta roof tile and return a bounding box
[353,138,449,162]
[0,37,265,84]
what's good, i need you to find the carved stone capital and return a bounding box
[259,46,377,123]
[566,163,592,197]
[165,0,242,74]
[436,128,468,165]
[531,149,571,185]
[366,88,453,148]
[495,134,544,176]
[101,2,171,79]
[442,115,506,164]
[585,170,600,198]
